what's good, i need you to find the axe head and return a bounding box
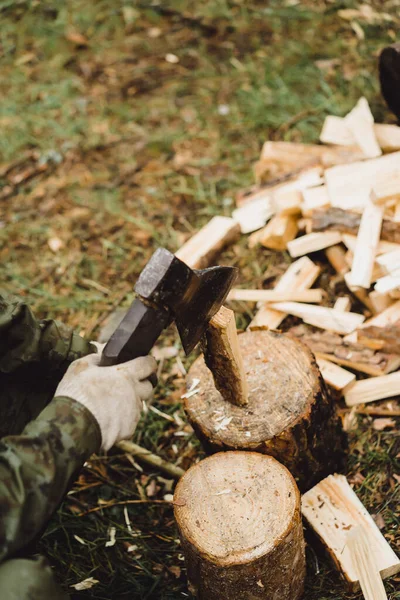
[135,248,237,355]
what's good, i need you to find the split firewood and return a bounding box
[269,302,365,335]
[371,175,400,205]
[347,201,384,288]
[271,188,302,215]
[228,288,323,303]
[347,527,389,600]
[361,299,400,328]
[232,195,274,234]
[249,256,320,330]
[255,214,298,250]
[333,296,351,312]
[290,325,400,376]
[202,306,248,407]
[315,357,355,392]
[343,97,382,159]
[342,233,400,256]
[375,274,400,294]
[344,254,384,284]
[185,330,346,491]
[368,291,393,314]
[320,114,400,152]
[287,231,342,257]
[393,199,400,222]
[312,207,400,245]
[176,216,240,269]
[345,371,400,407]
[357,322,400,354]
[325,244,349,275]
[325,150,400,210]
[343,273,375,313]
[301,474,400,591]
[376,248,400,273]
[258,140,364,171]
[301,185,330,216]
[174,452,306,600]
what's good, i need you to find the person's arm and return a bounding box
[0,349,157,563]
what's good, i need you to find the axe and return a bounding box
[100,248,237,376]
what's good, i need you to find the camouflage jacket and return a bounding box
[0,293,100,562]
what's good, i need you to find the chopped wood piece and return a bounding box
[371,174,400,205]
[344,273,375,312]
[344,97,382,159]
[368,291,393,314]
[325,151,400,210]
[361,299,400,328]
[347,201,384,288]
[228,289,322,303]
[316,357,355,392]
[375,275,400,294]
[249,257,320,330]
[269,302,365,334]
[345,371,400,406]
[325,245,349,275]
[334,296,351,312]
[302,185,330,216]
[174,452,306,600]
[186,330,346,491]
[347,527,389,600]
[259,140,364,169]
[256,214,298,250]
[232,196,274,234]
[313,207,400,245]
[344,254,384,284]
[287,231,342,257]
[301,474,400,590]
[358,322,400,354]
[272,189,302,215]
[342,233,400,256]
[176,216,240,269]
[203,307,248,407]
[320,116,400,151]
[290,325,400,376]
[393,200,400,222]
[376,248,400,273]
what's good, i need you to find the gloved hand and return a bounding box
[55,349,157,451]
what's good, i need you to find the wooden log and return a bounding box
[315,357,355,393]
[174,452,306,600]
[325,151,400,210]
[344,371,400,406]
[175,216,240,269]
[301,474,400,591]
[268,302,365,334]
[228,288,323,303]
[249,257,320,330]
[287,231,342,257]
[257,214,298,250]
[184,329,346,491]
[202,307,248,407]
[347,527,389,600]
[289,324,400,376]
[343,97,382,159]
[313,207,400,245]
[347,201,384,288]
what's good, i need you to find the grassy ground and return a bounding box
[0,1,399,598]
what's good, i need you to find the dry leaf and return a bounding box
[65,30,88,46]
[169,565,181,578]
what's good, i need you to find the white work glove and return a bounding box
[55,348,157,451]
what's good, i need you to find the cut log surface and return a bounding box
[203,306,248,407]
[290,325,400,376]
[185,330,345,491]
[249,256,320,330]
[174,452,305,600]
[175,216,240,269]
[301,474,400,590]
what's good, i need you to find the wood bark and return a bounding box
[174,451,305,600]
[202,307,248,406]
[290,324,400,376]
[312,207,400,244]
[185,329,346,491]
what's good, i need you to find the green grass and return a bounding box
[0,1,399,598]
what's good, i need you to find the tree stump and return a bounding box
[174,451,305,600]
[184,329,346,491]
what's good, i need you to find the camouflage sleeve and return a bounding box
[0,395,101,563]
[0,292,95,436]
